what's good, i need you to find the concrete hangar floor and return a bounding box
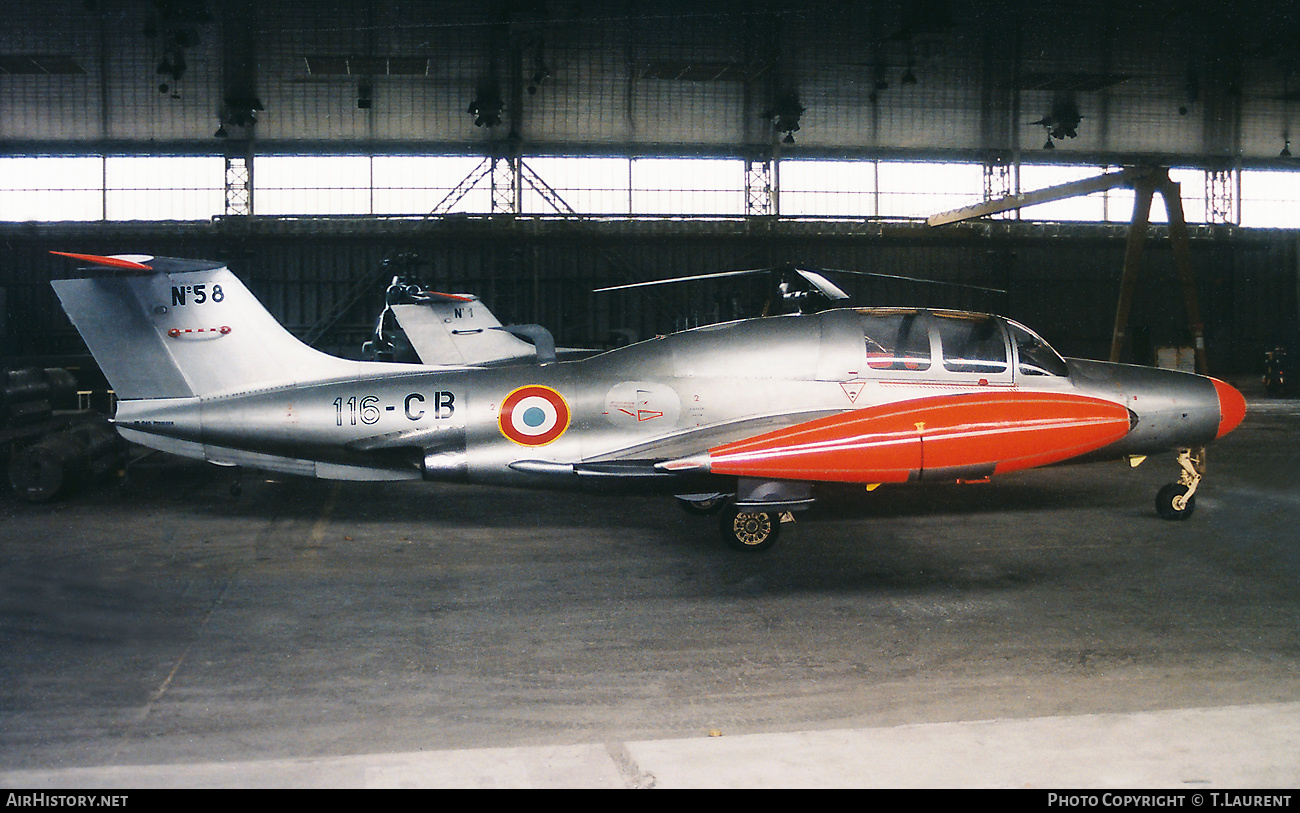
[1,388,1298,789]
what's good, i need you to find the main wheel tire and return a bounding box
[1156,483,1196,521]
[721,508,781,552]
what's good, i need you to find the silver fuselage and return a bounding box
[112,308,1226,489]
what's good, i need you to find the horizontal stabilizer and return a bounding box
[50,252,153,270]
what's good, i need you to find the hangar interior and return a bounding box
[0,0,1298,377]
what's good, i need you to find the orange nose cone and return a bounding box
[1212,378,1247,439]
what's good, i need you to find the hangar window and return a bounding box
[104,157,224,220]
[0,157,102,221]
[0,156,223,221]
[526,157,631,214]
[780,160,878,217]
[372,156,492,214]
[860,312,931,371]
[4,154,1294,226]
[934,314,1008,375]
[1240,170,1300,228]
[1017,166,1209,224]
[876,162,985,218]
[256,156,373,215]
[631,158,744,216]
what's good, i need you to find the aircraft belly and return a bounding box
[114,425,208,463]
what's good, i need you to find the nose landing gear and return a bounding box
[1156,447,1204,520]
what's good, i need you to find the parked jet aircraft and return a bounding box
[50,252,1246,551]
[361,273,591,366]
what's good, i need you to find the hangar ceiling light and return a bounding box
[303,56,431,76]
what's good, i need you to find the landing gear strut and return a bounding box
[1156,447,1204,521]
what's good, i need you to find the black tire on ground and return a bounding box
[1156,483,1196,521]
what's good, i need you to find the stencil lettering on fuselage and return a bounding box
[603,381,682,430]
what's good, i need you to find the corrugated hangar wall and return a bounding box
[2,220,1294,383]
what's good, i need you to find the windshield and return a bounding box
[1008,321,1069,377]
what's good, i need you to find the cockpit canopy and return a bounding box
[592,307,1070,382]
[858,309,1069,380]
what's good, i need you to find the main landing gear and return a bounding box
[1156,447,1204,521]
[675,493,788,552]
[719,506,783,552]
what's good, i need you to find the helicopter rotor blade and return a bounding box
[802,265,1007,295]
[791,267,851,300]
[593,267,770,293]
[593,264,1007,298]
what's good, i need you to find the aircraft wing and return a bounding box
[580,408,844,464]
[507,391,1135,488]
[349,391,1133,490]
[505,407,846,483]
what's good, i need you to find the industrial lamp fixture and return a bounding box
[764,93,805,145]
[144,0,213,98]
[1031,95,1082,149]
[468,86,504,127]
[528,63,551,95]
[901,56,918,86]
[214,94,264,138]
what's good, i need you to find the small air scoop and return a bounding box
[51,252,153,270]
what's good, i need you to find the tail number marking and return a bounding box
[335,392,455,426]
[171,284,225,306]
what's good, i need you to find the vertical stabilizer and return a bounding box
[52,255,362,399]
[390,296,536,366]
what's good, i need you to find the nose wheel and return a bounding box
[1156,447,1204,520]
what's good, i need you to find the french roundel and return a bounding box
[499,385,571,446]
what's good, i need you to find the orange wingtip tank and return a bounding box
[50,252,153,270]
[704,391,1135,484]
